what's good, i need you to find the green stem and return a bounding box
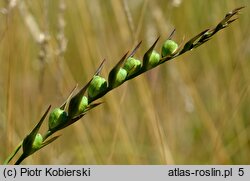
[3,141,22,165]
[4,6,243,165]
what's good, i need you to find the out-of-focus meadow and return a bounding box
[0,0,249,164]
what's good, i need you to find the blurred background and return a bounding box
[0,0,249,164]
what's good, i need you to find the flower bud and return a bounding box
[123,57,141,76]
[88,75,108,99]
[112,68,127,88]
[161,40,178,57]
[48,108,68,130]
[32,133,43,150]
[147,50,160,69]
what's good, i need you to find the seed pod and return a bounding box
[88,75,108,99]
[32,133,43,150]
[111,68,127,88]
[147,50,160,69]
[77,96,88,114]
[161,40,178,57]
[48,108,68,130]
[68,95,88,118]
[123,57,141,76]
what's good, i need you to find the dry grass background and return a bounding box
[0,0,249,164]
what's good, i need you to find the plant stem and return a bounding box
[3,141,22,164]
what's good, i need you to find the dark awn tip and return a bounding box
[95,59,106,76]
[128,41,142,58]
[168,29,176,40]
[109,52,129,75]
[225,6,244,18]
[60,84,78,110]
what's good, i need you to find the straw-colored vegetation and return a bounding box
[0,0,249,164]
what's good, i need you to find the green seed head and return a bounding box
[123,57,141,76]
[112,68,127,88]
[32,133,43,150]
[48,108,68,130]
[68,95,88,118]
[147,50,160,69]
[77,96,88,114]
[161,40,178,57]
[88,75,108,99]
